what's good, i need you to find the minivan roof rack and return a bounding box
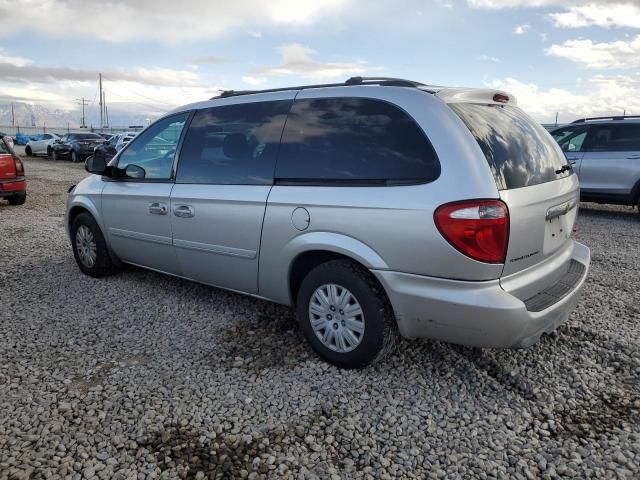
[572,115,640,123]
[212,76,425,99]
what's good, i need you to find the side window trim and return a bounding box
[110,111,192,183]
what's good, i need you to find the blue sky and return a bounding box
[0,0,639,125]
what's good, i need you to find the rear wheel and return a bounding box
[296,259,397,369]
[25,146,33,156]
[71,212,116,277]
[7,192,26,205]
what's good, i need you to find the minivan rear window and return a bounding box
[276,97,440,185]
[449,104,571,190]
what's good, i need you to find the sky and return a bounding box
[0,0,639,125]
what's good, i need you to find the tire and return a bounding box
[7,192,26,205]
[25,146,33,156]
[51,149,58,161]
[47,147,52,159]
[71,212,116,277]
[71,150,80,163]
[296,259,397,369]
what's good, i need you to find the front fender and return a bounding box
[64,176,105,240]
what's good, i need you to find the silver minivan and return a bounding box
[66,77,590,368]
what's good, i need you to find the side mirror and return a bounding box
[85,155,107,175]
[567,143,576,151]
[125,164,146,179]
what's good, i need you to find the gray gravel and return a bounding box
[1,150,639,479]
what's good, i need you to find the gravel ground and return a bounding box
[1,150,639,480]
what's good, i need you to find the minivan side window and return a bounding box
[117,112,189,180]
[584,124,640,152]
[176,100,292,185]
[551,126,589,152]
[275,97,440,184]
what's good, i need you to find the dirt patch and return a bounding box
[140,425,290,479]
[217,305,311,371]
[554,385,640,439]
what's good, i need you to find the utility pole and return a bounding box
[99,73,103,130]
[11,103,14,127]
[76,97,89,128]
[554,112,558,127]
[104,94,110,129]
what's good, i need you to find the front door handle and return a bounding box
[149,202,168,215]
[174,204,195,218]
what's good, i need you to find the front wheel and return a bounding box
[296,259,397,369]
[25,146,33,156]
[51,149,58,161]
[71,212,116,277]
[71,150,80,163]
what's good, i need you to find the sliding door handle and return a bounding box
[174,204,195,218]
[149,202,168,215]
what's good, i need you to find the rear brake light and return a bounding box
[493,93,509,103]
[434,200,509,263]
[13,155,24,176]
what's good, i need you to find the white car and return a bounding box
[25,133,60,156]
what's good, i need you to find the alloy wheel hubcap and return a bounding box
[309,284,365,353]
[76,225,97,268]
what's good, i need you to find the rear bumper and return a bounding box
[372,241,590,348]
[0,178,26,196]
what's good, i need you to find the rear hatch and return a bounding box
[446,98,578,283]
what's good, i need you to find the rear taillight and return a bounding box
[13,155,24,176]
[434,200,509,264]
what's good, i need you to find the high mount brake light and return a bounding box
[493,93,510,104]
[434,200,509,263]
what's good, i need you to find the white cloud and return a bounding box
[242,76,268,86]
[0,50,222,116]
[469,1,640,29]
[550,3,640,29]
[488,75,640,122]
[0,0,351,42]
[477,54,501,62]
[547,35,640,69]
[513,24,531,35]
[252,43,369,80]
[0,49,32,67]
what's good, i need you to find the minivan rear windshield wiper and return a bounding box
[555,164,573,174]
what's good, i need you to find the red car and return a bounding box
[0,136,26,205]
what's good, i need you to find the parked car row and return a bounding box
[22,131,138,163]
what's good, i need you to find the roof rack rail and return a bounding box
[212,76,425,99]
[572,115,640,123]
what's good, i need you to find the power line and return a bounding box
[101,75,178,107]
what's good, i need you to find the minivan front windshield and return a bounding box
[449,103,571,190]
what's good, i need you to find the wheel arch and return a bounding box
[282,232,390,307]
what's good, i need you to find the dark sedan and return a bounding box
[49,132,105,162]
